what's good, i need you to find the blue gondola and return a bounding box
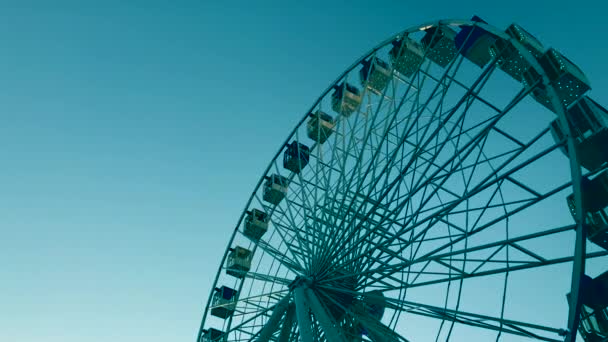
[454,15,497,68]
[210,286,238,319]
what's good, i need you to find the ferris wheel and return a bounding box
[196,17,608,342]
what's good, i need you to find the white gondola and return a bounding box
[421,25,458,67]
[226,246,252,278]
[490,23,545,81]
[359,57,392,95]
[454,16,497,68]
[566,171,608,251]
[243,208,269,241]
[201,328,224,342]
[389,37,424,78]
[306,110,335,144]
[210,286,238,319]
[283,141,310,174]
[331,82,362,117]
[523,48,591,112]
[263,174,289,205]
[550,96,608,172]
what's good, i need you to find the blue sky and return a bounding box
[0,1,607,342]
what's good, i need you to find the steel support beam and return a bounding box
[294,286,313,342]
[278,303,295,342]
[305,288,348,342]
[256,294,291,342]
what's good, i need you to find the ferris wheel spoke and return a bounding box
[392,298,564,341]
[271,162,317,273]
[315,84,438,256]
[407,249,607,289]
[254,238,305,274]
[317,66,436,266]
[338,95,549,278]
[227,289,289,316]
[289,141,322,274]
[221,301,281,338]
[252,192,305,251]
[361,81,434,206]
[253,196,308,272]
[305,108,365,273]
[418,67,504,116]
[336,109,485,273]
[354,177,570,288]
[359,106,479,258]
[328,95,394,217]
[408,141,563,255]
[232,269,293,285]
[327,55,500,268]
[315,116,367,270]
[271,203,314,268]
[255,293,291,342]
[353,223,575,290]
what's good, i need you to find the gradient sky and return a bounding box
[1,1,607,342]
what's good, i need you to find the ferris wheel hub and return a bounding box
[288,276,313,290]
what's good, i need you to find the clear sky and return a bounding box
[1,1,607,342]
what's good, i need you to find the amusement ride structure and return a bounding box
[196,17,608,342]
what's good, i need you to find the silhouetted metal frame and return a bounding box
[195,18,592,342]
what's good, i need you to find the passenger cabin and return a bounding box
[568,271,608,341]
[455,16,497,68]
[421,25,458,67]
[566,171,608,251]
[244,208,269,241]
[550,96,608,172]
[523,48,591,112]
[360,290,387,321]
[306,110,335,144]
[201,328,224,342]
[490,23,545,81]
[360,57,392,95]
[389,37,424,78]
[263,174,289,205]
[226,246,253,278]
[331,82,362,117]
[283,141,310,174]
[210,286,238,319]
